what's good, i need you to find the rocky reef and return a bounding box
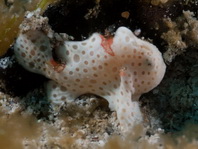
[0,0,198,148]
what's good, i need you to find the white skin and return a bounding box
[14,27,166,132]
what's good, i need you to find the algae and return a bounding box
[0,0,58,57]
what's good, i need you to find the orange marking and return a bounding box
[100,35,114,56]
[50,59,58,67]
[49,59,65,73]
[119,70,126,76]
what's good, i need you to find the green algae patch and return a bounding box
[0,0,58,57]
[37,0,59,12]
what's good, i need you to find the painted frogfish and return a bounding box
[14,13,166,132]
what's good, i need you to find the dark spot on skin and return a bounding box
[21,52,26,57]
[31,39,36,43]
[60,86,67,91]
[40,45,48,51]
[61,96,66,100]
[146,59,152,66]
[29,62,35,68]
[30,50,35,56]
